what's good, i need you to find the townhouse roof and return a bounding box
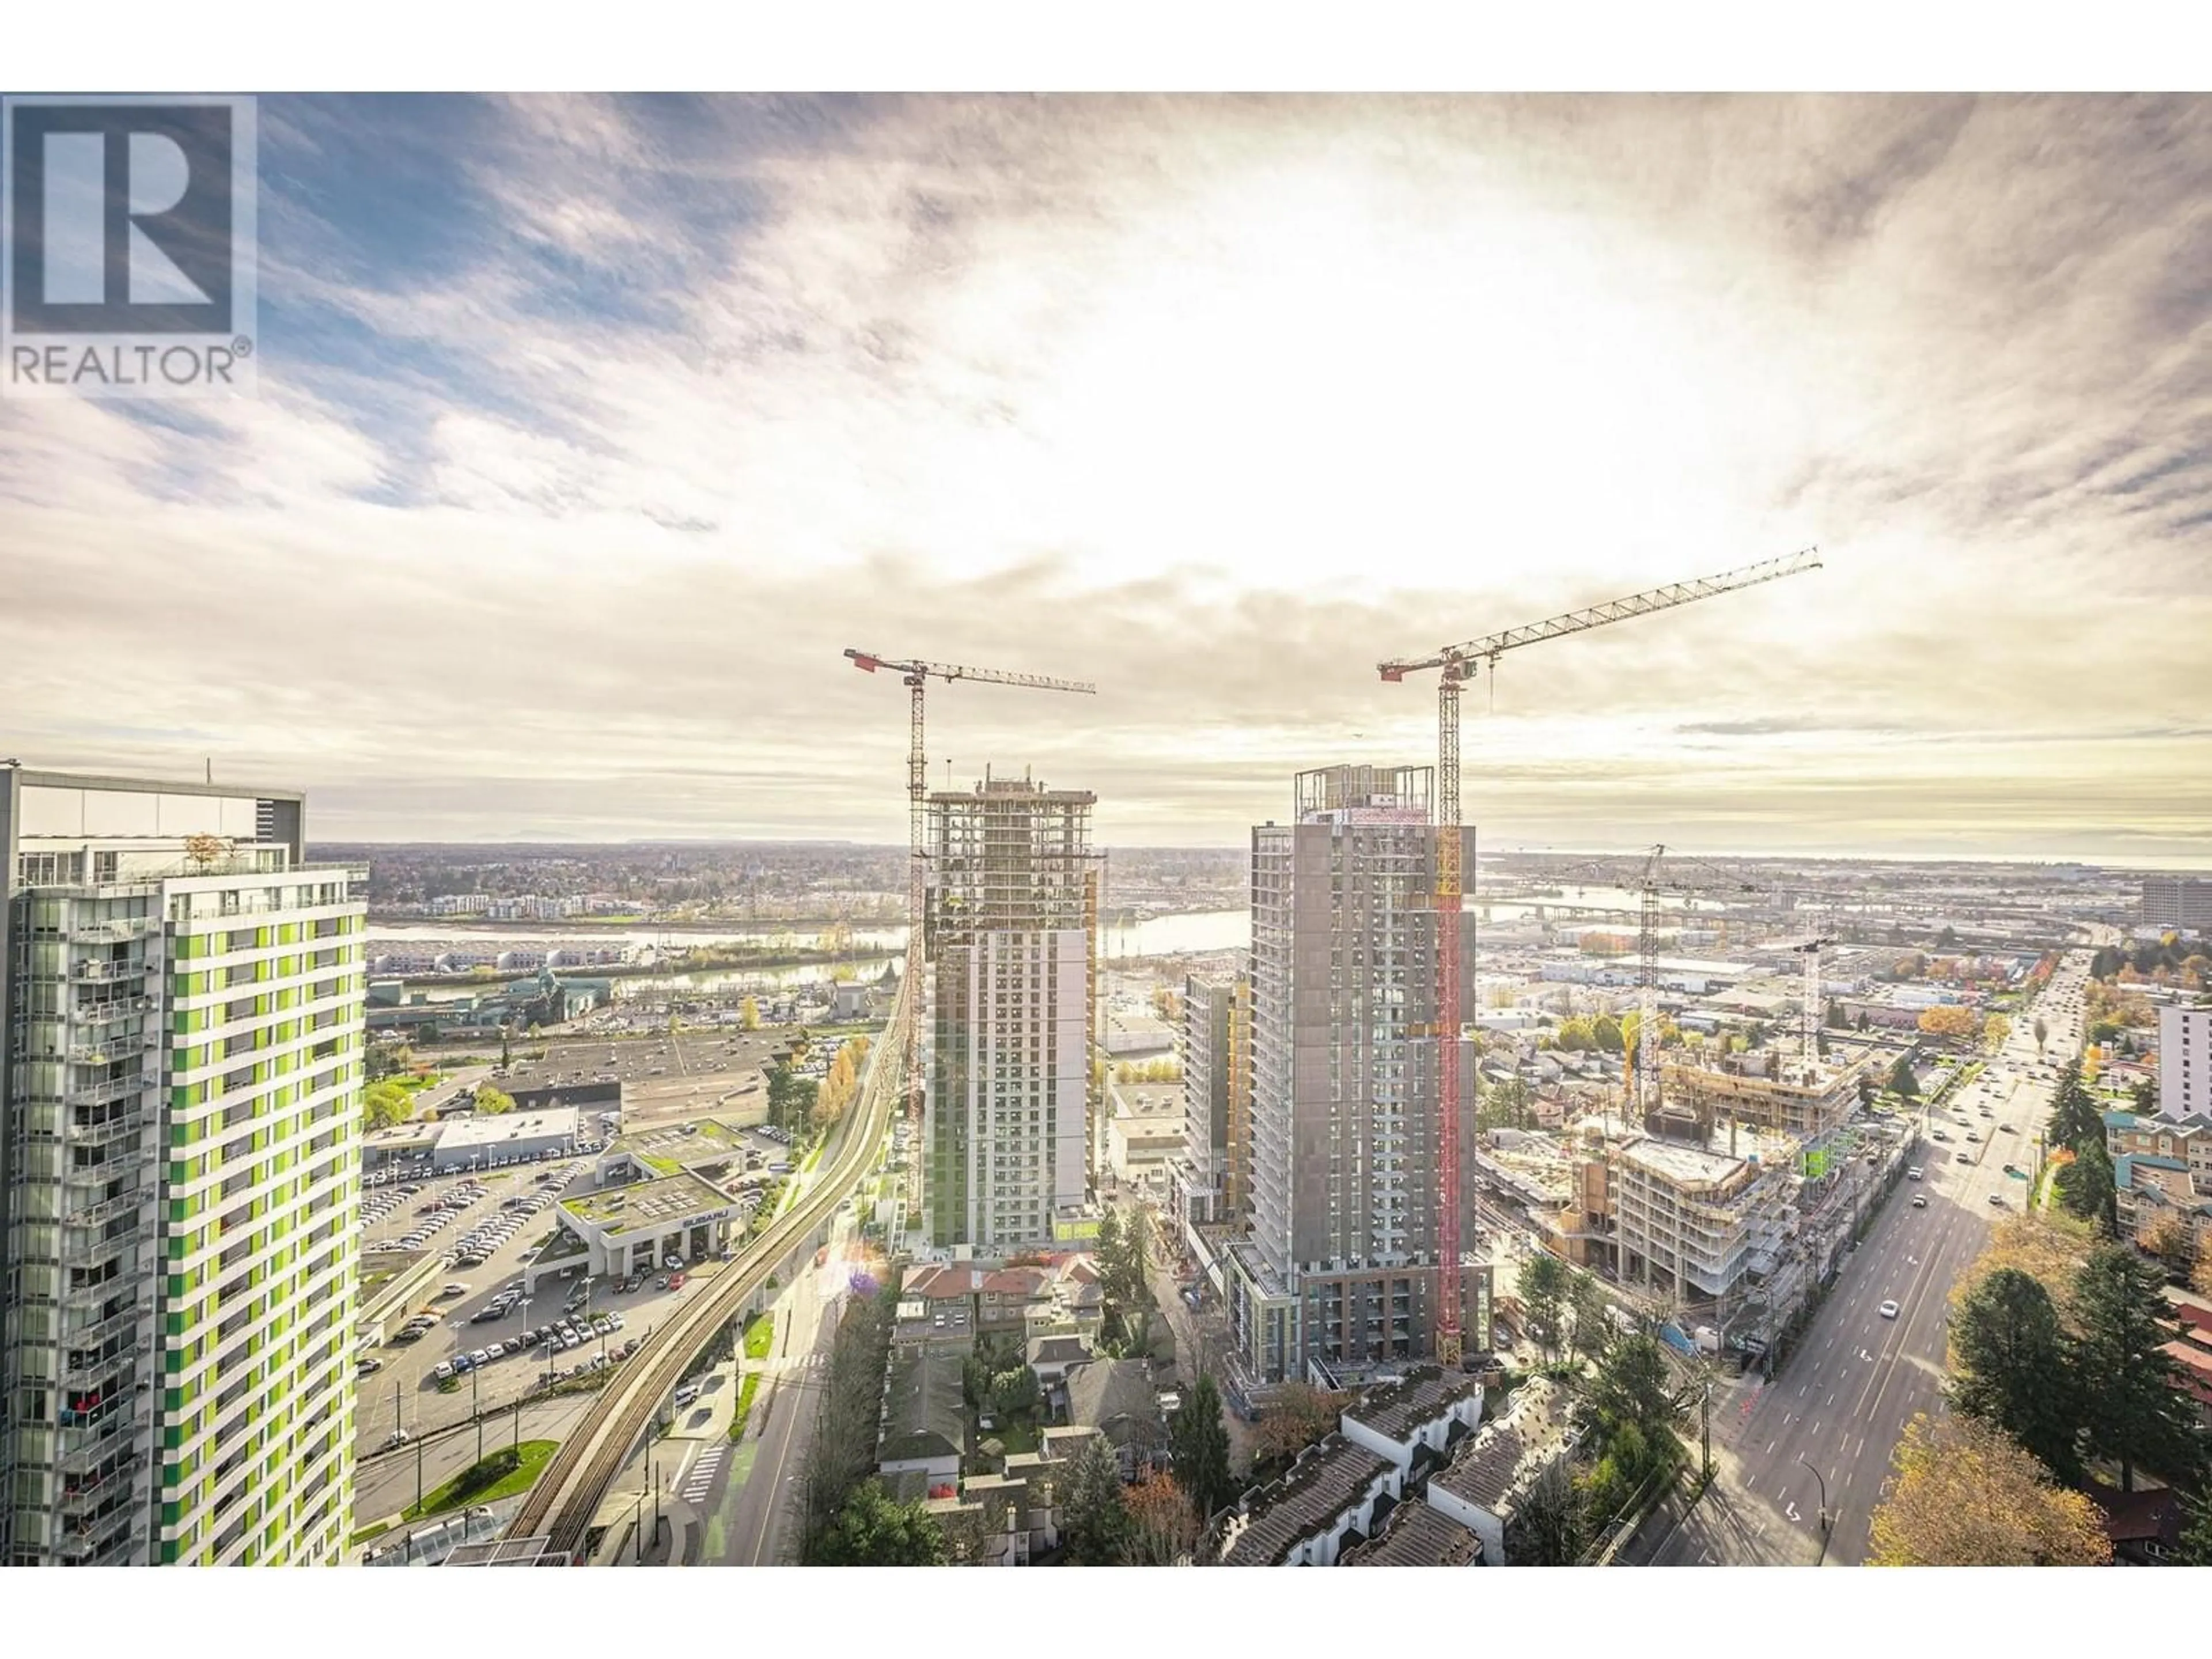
[1428,1377,1575,1516]
[1340,1498,1482,1566]
[1214,1434,1393,1566]
[1344,1365,1479,1445]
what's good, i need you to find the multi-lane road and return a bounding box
[1652,947,2094,1565]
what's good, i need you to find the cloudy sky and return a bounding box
[4,93,2209,861]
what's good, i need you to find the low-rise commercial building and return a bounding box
[432,1106,581,1171]
[545,1169,741,1281]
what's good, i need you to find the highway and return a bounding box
[501,976,908,1556]
[1652,946,2093,1566]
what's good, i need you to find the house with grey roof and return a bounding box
[1340,1498,1482,1566]
[878,1343,968,1489]
[1423,1374,1581,1565]
[1063,1357,1168,1479]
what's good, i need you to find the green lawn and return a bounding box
[400,1440,559,1521]
[350,1520,393,1548]
[743,1315,775,1361]
[729,1372,762,1441]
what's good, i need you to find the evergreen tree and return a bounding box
[1948,1268,2081,1482]
[1888,1054,1920,1099]
[2053,1138,2119,1238]
[1566,1269,1613,1369]
[1168,1376,1235,1521]
[2047,1060,2103,1152]
[1062,1434,1134,1565]
[1518,1252,1569,1364]
[2070,1245,2207,1493]
[809,1479,949,1565]
[1586,1315,1685,1459]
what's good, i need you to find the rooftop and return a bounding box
[1341,1498,1481,1566]
[878,1343,968,1466]
[1346,1365,1479,1445]
[611,1117,748,1170]
[437,1108,579,1151]
[1618,1137,1749,1192]
[560,1168,730,1230]
[1429,1376,1576,1517]
[1215,1434,1391,1566]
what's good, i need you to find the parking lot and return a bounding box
[354,1118,805,1456]
[475,1027,802,1128]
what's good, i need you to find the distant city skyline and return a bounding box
[5,94,2209,859]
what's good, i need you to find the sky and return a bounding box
[4,92,2210,862]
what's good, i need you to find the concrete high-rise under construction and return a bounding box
[922,770,1097,1254]
[1223,764,1488,1386]
[1,768,366,1565]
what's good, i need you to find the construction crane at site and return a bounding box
[843,650,1097,1124]
[1378,547,1822,1366]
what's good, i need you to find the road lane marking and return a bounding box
[1767,1439,1777,1455]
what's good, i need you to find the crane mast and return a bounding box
[1380,548,1821,1369]
[844,649,1098,1141]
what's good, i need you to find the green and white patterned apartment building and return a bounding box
[1,768,366,1565]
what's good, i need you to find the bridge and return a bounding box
[502,974,911,1558]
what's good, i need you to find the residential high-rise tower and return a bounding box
[921,770,1097,1253]
[1224,764,1487,1385]
[1,768,366,1565]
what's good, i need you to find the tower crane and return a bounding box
[843,650,1097,1126]
[1379,547,1821,1365]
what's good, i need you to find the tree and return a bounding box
[1566,1270,1613,1370]
[2032,1015,2048,1054]
[498,1028,512,1070]
[740,995,762,1031]
[1948,1268,2081,1482]
[1585,1315,1685,1459]
[1168,1376,1234,1522]
[1125,1471,1197,1564]
[1252,1381,1340,1468]
[2052,1138,2118,1237]
[2141,1210,2198,1283]
[1510,1455,1588,1565]
[2179,1486,2212,1567]
[808,1479,949,1565]
[363,1080,414,1131]
[1061,1434,1134,1565]
[474,1084,515,1116]
[1952,1210,2097,1331]
[2070,1244,2207,1493]
[1868,1413,2110,1566]
[1982,1013,2012,1052]
[1592,1013,1624,1054]
[2130,1077,2158,1117]
[1887,1054,1920,1099]
[2193,1252,2212,1301]
[2047,1060,2102,1152]
[1917,1006,1979,1042]
[1518,1251,1569,1365]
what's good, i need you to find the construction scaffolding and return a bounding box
[1656,1049,1871,1142]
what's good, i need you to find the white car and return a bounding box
[1878,1300,1900,1320]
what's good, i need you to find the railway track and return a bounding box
[503,981,910,1557]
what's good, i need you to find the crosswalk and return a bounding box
[681,1445,726,1505]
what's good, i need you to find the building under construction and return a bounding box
[921,770,1099,1254]
[1654,1047,1869,1142]
[1224,764,1488,1386]
[1175,968,1250,1230]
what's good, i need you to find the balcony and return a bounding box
[69,958,150,984]
[56,1414,139,1472]
[62,1187,147,1232]
[58,1450,143,1508]
[60,1341,142,1392]
[70,1108,147,1150]
[66,1301,145,1350]
[65,1075,147,1110]
[54,1511,143,1563]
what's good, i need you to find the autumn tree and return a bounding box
[1252,1381,1340,1469]
[1952,1210,2096,1331]
[1510,1456,1588,1566]
[2032,1015,2047,1053]
[2140,1210,2198,1283]
[1948,1268,2081,1482]
[1519,1251,1569,1365]
[1982,1013,2012,1052]
[1868,1414,2111,1566]
[1916,1006,1979,1042]
[1125,1471,1197,1564]
[1061,1434,1134,1565]
[2070,1244,2207,1493]
[739,995,761,1031]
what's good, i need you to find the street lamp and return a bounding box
[1798,1456,1831,1565]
